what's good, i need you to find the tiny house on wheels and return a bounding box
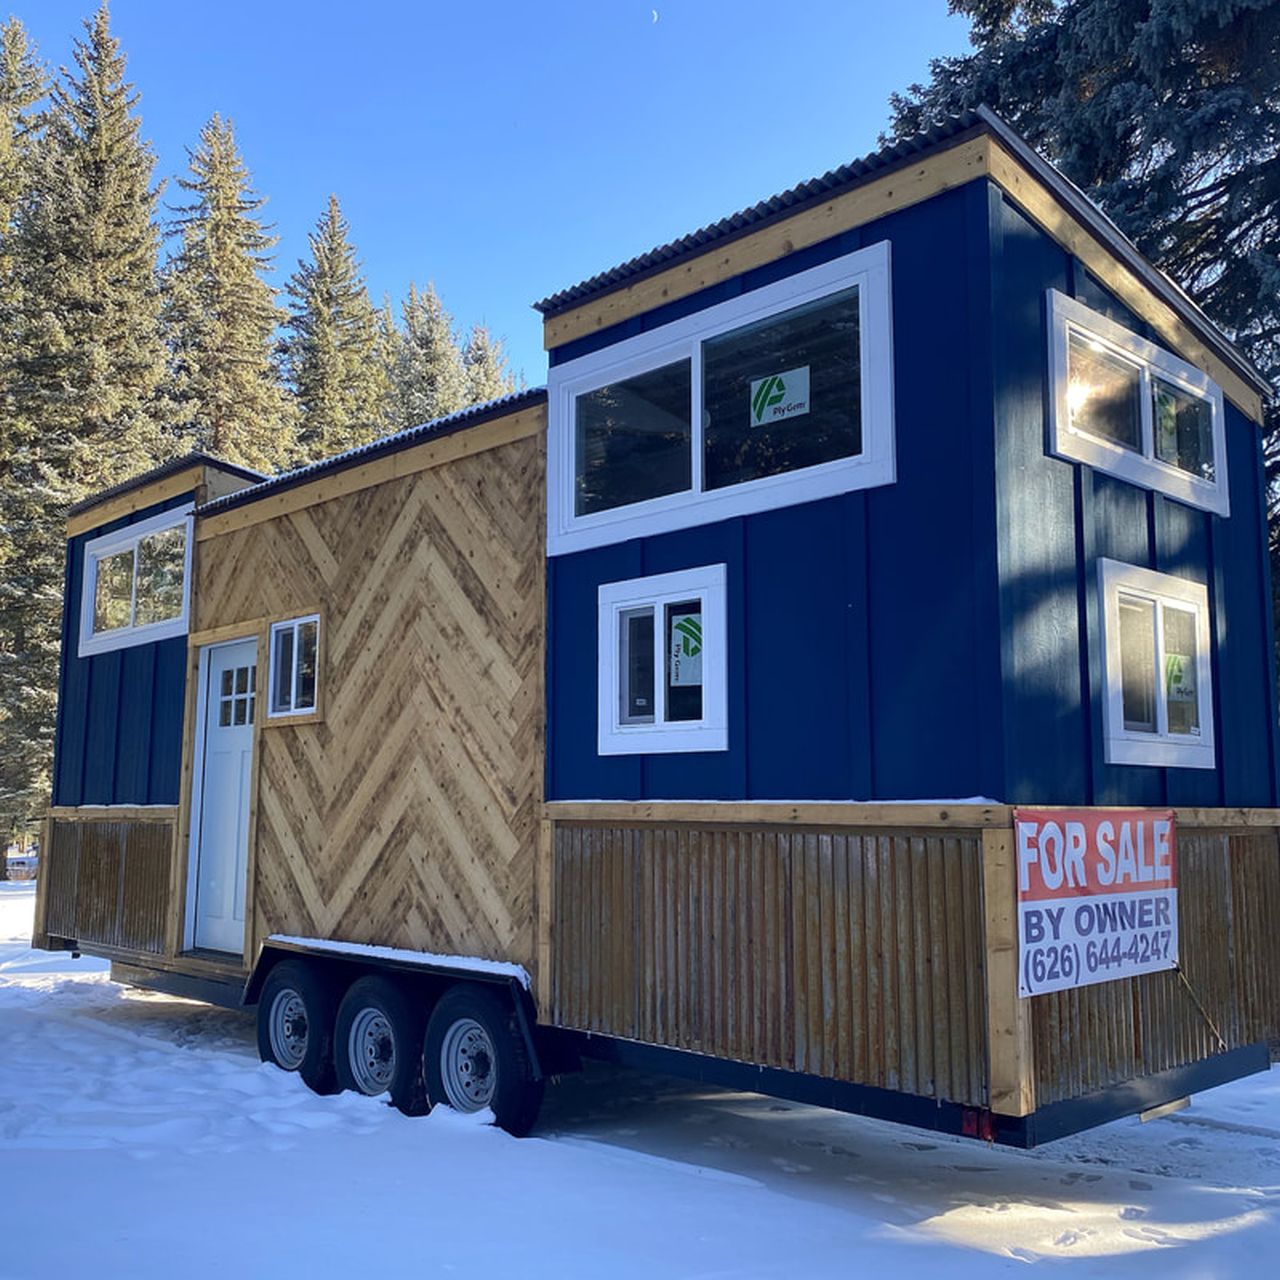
[34,109,1280,1143]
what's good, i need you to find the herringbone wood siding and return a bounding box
[195,422,545,978]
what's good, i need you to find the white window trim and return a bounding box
[1047,290,1228,516]
[267,614,320,719]
[77,505,194,658]
[598,564,727,755]
[549,241,895,556]
[1098,558,1215,770]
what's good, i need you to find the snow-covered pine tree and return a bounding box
[462,323,518,405]
[284,195,385,459]
[392,281,467,429]
[164,114,295,472]
[0,4,171,829]
[0,16,44,850]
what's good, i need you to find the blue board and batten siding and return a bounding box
[549,180,1005,802]
[546,177,1280,806]
[991,191,1280,807]
[53,493,190,807]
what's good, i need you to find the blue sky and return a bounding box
[18,1,974,385]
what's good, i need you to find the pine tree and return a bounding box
[888,2,1280,488]
[164,114,294,472]
[392,281,467,428]
[0,17,44,841]
[0,4,170,828]
[462,323,518,405]
[284,194,384,459]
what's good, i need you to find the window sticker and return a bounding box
[668,610,703,687]
[749,366,810,427]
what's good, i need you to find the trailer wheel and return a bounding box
[423,985,544,1136]
[334,976,427,1114]
[256,959,339,1095]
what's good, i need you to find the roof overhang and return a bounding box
[537,109,1267,426]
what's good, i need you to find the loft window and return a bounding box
[1047,290,1228,515]
[1098,559,1214,769]
[268,615,320,718]
[550,241,895,555]
[598,564,727,755]
[78,506,192,657]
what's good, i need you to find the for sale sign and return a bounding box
[1014,809,1178,998]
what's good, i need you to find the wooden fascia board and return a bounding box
[65,466,204,538]
[541,138,1263,426]
[541,135,993,351]
[543,801,1013,829]
[984,140,1263,424]
[196,406,546,542]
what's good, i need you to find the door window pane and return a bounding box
[575,361,692,516]
[1153,376,1215,482]
[620,608,655,724]
[703,286,861,490]
[93,550,135,632]
[272,626,295,714]
[134,526,186,625]
[1118,596,1157,732]
[1163,605,1200,735]
[665,601,703,723]
[1067,332,1142,452]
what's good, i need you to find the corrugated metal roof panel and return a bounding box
[198,387,548,518]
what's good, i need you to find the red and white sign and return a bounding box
[1014,809,1179,998]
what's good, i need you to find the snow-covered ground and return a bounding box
[1,880,1277,1278]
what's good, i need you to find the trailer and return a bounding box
[33,108,1280,1143]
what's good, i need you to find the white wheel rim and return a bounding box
[440,1017,496,1111]
[268,989,308,1070]
[349,1007,396,1094]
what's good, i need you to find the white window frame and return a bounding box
[1098,558,1215,770]
[78,505,193,658]
[598,564,727,755]
[268,614,321,719]
[549,241,895,556]
[1047,290,1228,516]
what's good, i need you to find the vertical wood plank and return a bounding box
[982,826,1033,1116]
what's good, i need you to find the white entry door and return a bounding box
[192,638,257,953]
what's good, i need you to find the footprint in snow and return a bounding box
[1006,1246,1040,1263]
[1119,1206,1147,1220]
[1129,1179,1153,1191]
[901,1141,937,1151]
[1124,1226,1179,1246]
[1054,1230,1087,1247]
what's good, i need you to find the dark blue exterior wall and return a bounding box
[990,191,1280,806]
[547,176,1278,805]
[548,180,1005,801]
[52,492,192,807]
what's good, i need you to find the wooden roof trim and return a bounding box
[196,404,546,542]
[542,138,1263,425]
[985,141,1263,424]
[541,135,992,352]
[66,465,206,537]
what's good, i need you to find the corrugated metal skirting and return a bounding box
[43,817,174,954]
[552,823,989,1107]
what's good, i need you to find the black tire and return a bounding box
[423,985,544,1137]
[256,959,339,1096]
[334,975,427,1114]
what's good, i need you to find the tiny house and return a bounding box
[34,109,1280,1142]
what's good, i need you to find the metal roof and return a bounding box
[533,107,1268,400]
[198,387,548,518]
[66,451,266,518]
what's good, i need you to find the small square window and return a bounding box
[268,615,320,719]
[598,565,726,755]
[1099,559,1214,769]
[1048,291,1227,516]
